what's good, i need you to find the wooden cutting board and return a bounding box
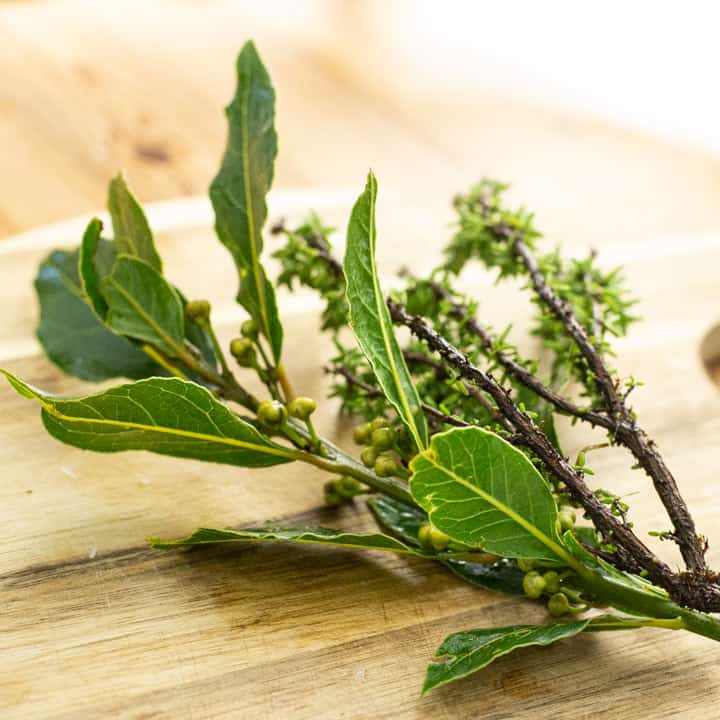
[2,3,720,718]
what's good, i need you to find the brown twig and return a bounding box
[511,236,707,574]
[387,299,720,611]
[424,279,613,430]
[424,232,707,574]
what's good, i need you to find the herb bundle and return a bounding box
[6,41,720,694]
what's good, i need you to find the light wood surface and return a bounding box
[2,2,720,718]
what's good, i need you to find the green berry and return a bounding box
[522,571,547,599]
[543,571,561,594]
[288,396,316,420]
[240,318,259,340]
[517,558,535,572]
[230,337,257,367]
[370,427,395,450]
[558,509,577,532]
[429,526,450,551]
[353,422,372,445]
[547,592,571,617]
[374,455,399,477]
[417,523,433,550]
[323,481,342,506]
[360,446,379,468]
[185,299,211,322]
[257,400,287,427]
[336,476,362,497]
[576,451,586,467]
[370,417,390,430]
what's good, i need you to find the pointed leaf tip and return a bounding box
[344,172,428,450]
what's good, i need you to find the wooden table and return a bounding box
[2,2,720,718]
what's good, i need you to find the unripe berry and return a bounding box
[370,417,390,430]
[240,318,259,340]
[517,558,535,573]
[547,592,571,617]
[288,396,316,420]
[558,509,577,532]
[543,571,561,594]
[257,400,287,427]
[353,422,372,445]
[360,446,379,468]
[429,526,450,551]
[374,455,400,477]
[370,427,395,450]
[230,337,257,367]
[185,299,211,322]
[417,523,433,550]
[336,476,362,497]
[523,571,546,599]
[323,481,341,506]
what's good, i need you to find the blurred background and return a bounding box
[2,0,720,379]
[4,0,720,226]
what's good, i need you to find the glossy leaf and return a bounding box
[410,426,568,562]
[209,40,282,361]
[443,558,524,596]
[34,248,160,381]
[423,621,589,693]
[107,174,162,271]
[368,494,426,544]
[368,495,524,596]
[103,255,185,356]
[2,373,294,468]
[150,526,421,554]
[344,171,428,450]
[78,218,108,319]
[422,612,655,693]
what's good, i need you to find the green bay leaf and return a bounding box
[423,621,589,693]
[103,255,185,356]
[78,218,108,319]
[209,40,282,361]
[344,171,428,450]
[2,373,294,469]
[422,612,662,693]
[34,248,160,381]
[150,526,420,554]
[410,426,569,562]
[108,174,162,271]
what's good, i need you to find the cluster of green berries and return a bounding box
[256,396,317,428]
[324,476,363,505]
[184,299,212,323]
[558,507,576,533]
[417,523,452,552]
[353,418,404,478]
[520,562,583,617]
[415,523,486,557]
[230,319,261,368]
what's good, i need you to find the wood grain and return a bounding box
[2,2,720,718]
